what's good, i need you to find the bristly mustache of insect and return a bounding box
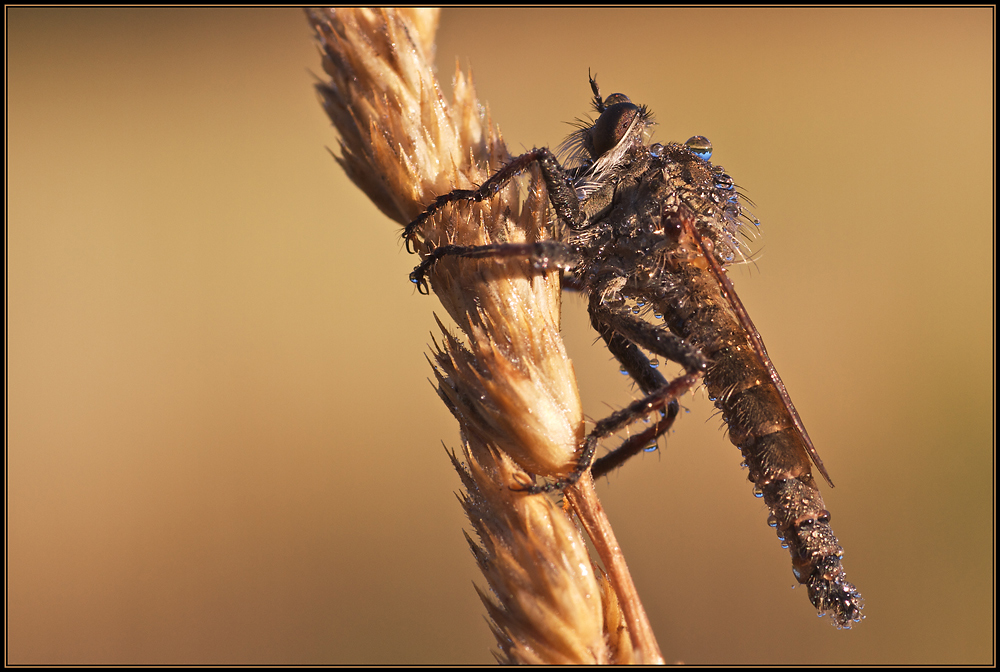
[403,75,863,628]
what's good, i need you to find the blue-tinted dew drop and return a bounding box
[714,173,735,191]
[685,135,713,161]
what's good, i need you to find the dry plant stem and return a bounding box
[309,8,662,663]
[566,474,664,663]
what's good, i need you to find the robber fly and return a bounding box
[404,77,863,628]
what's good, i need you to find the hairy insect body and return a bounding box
[407,78,862,628]
[561,134,861,624]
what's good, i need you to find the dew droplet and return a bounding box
[644,444,658,453]
[685,135,713,160]
[620,368,629,375]
[767,514,778,528]
[653,311,663,320]
[649,359,660,369]
[752,486,764,498]
[649,143,664,158]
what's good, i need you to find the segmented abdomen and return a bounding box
[656,260,863,628]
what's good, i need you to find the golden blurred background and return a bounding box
[7,7,993,665]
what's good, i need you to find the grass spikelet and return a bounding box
[309,8,662,663]
[450,447,611,664]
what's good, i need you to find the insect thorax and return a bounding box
[565,139,751,302]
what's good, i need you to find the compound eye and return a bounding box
[685,135,713,161]
[592,102,640,157]
[603,92,631,107]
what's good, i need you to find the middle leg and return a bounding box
[408,240,580,294]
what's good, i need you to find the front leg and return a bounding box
[403,148,585,253]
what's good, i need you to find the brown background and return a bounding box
[7,7,993,665]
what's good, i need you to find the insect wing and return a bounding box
[680,209,835,488]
